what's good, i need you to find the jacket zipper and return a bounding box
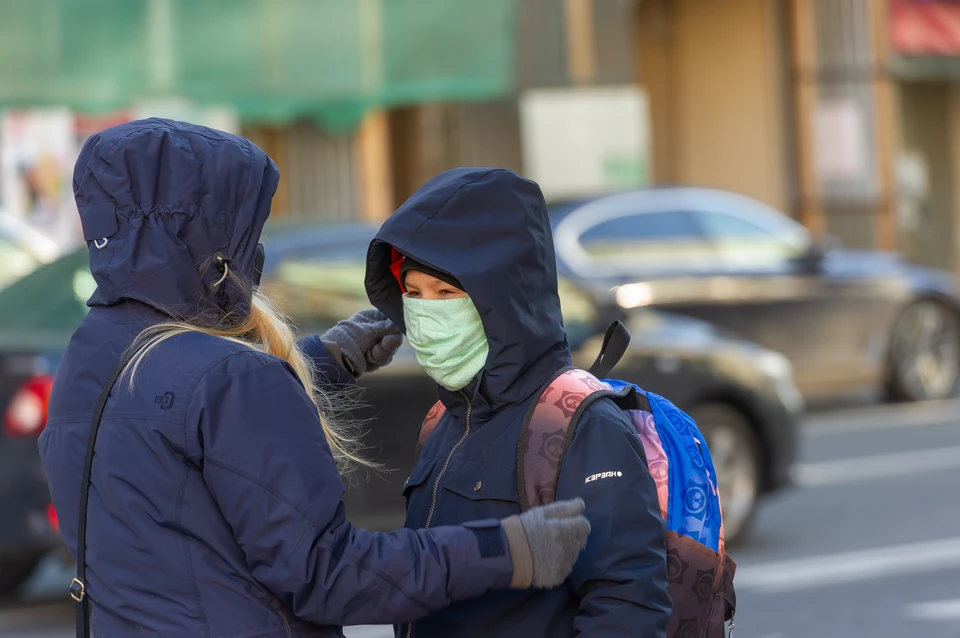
[274,598,292,638]
[407,392,473,638]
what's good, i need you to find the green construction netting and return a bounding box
[0,0,516,131]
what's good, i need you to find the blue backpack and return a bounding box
[418,322,736,637]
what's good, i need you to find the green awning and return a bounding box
[890,55,960,82]
[0,0,516,130]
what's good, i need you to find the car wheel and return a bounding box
[887,299,960,402]
[0,554,43,598]
[690,403,761,547]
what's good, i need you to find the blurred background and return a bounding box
[0,1,958,637]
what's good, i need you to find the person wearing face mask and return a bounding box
[365,167,672,638]
[397,258,487,390]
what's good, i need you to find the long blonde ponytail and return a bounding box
[122,271,370,475]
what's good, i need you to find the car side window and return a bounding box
[695,211,805,267]
[577,211,718,271]
[258,242,370,335]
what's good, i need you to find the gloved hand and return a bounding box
[321,309,403,378]
[499,498,591,589]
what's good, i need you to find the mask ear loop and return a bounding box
[211,252,230,289]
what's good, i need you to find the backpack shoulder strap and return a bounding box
[587,320,630,378]
[517,367,633,511]
[416,400,447,456]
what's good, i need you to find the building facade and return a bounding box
[7,0,959,277]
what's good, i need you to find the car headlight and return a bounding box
[754,349,792,380]
[754,349,805,413]
[614,283,654,309]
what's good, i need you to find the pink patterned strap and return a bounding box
[633,409,670,522]
[518,368,620,510]
[417,401,447,455]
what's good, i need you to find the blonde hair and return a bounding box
[122,268,369,475]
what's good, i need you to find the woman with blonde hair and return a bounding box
[39,119,590,638]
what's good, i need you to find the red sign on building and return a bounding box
[890,0,960,56]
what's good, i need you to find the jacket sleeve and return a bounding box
[191,352,514,626]
[297,334,356,388]
[556,398,671,637]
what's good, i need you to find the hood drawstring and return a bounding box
[212,252,231,289]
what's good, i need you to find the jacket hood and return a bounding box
[73,118,279,320]
[366,167,571,412]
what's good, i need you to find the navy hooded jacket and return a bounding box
[38,120,515,638]
[366,168,671,638]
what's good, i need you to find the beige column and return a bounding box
[355,110,395,222]
[868,0,899,251]
[564,0,596,84]
[947,85,960,275]
[788,0,825,237]
[355,0,394,221]
[243,126,290,218]
[637,0,788,211]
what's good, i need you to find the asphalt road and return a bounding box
[3,399,959,638]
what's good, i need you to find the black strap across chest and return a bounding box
[71,344,140,638]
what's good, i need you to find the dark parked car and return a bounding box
[551,187,960,403]
[0,222,800,594]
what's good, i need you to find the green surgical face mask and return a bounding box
[402,295,489,391]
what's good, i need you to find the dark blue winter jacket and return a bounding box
[38,120,515,638]
[366,168,671,638]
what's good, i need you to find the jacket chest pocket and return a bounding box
[402,457,437,503]
[439,459,520,522]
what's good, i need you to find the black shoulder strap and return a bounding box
[72,343,141,638]
[610,385,653,414]
[587,321,631,379]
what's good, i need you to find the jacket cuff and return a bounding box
[320,340,359,378]
[499,516,533,589]
[297,334,357,388]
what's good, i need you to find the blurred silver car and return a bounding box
[551,187,960,404]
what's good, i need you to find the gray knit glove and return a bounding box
[499,498,591,589]
[321,309,403,378]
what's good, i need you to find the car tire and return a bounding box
[689,403,762,548]
[886,299,960,403]
[0,554,43,598]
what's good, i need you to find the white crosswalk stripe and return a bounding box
[792,445,960,486]
[735,537,960,593]
[902,598,960,622]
